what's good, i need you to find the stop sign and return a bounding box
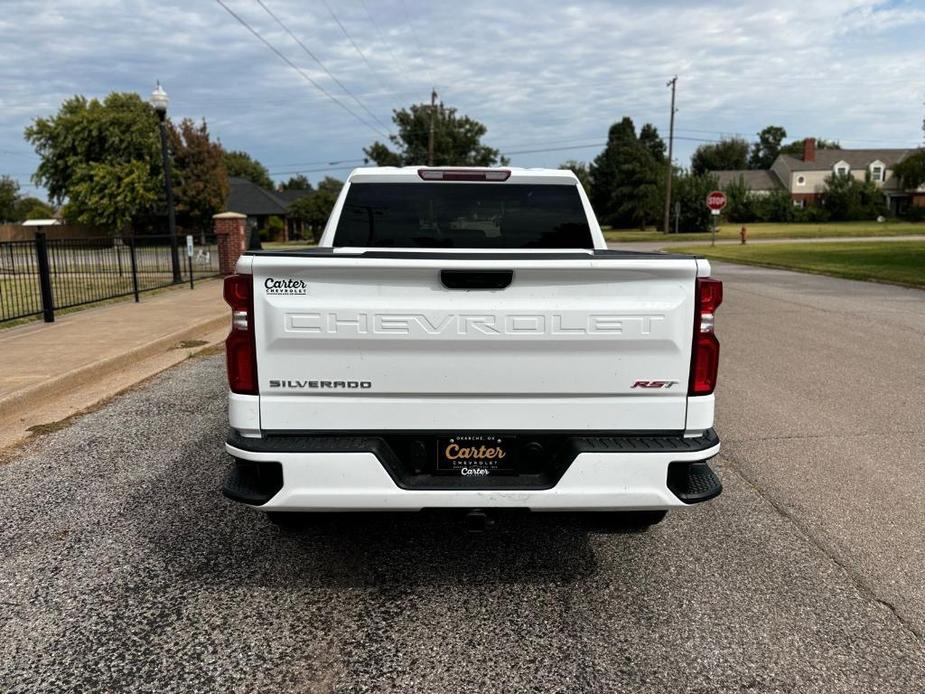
[706,191,727,211]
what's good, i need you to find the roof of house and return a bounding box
[273,189,312,205]
[777,148,912,172]
[224,177,312,216]
[713,169,783,191]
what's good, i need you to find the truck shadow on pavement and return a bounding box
[133,441,622,588]
[166,501,609,589]
[253,510,607,587]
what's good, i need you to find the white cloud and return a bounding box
[1,0,923,193]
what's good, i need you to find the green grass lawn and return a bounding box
[673,240,925,288]
[1,272,219,328]
[604,221,925,244]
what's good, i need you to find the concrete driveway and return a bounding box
[1,263,923,692]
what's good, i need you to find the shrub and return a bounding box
[822,173,887,221]
[795,205,831,223]
[266,215,285,240]
[723,175,758,223]
[755,190,796,223]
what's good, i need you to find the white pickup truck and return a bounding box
[222,167,722,530]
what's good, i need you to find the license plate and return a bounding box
[436,435,516,475]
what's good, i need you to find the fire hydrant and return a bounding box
[740,226,748,245]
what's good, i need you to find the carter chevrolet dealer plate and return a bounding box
[436,435,516,475]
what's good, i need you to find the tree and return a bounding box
[364,101,505,166]
[614,149,663,228]
[24,93,163,229]
[168,118,228,234]
[722,174,757,223]
[822,172,887,221]
[673,171,718,232]
[0,176,19,222]
[68,161,159,230]
[893,149,925,190]
[748,125,787,169]
[223,150,273,189]
[287,177,343,241]
[559,160,591,193]
[288,192,333,242]
[590,117,639,224]
[589,117,667,228]
[279,174,312,191]
[638,123,666,163]
[316,176,344,195]
[756,190,798,223]
[15,196,54,221]
[691,138,749,175]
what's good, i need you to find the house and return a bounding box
[223,176,311,241]
[713,139,925,215]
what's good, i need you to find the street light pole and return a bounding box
[150,82,181,283]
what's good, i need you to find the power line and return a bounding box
[318,0,398,94]
[397,0,434,85]
[253,0,392,134]
[212,0,388,138]
[265,136,737,176]
[269,157,367,167]
[268,163,361,176]
[355,0,408,83]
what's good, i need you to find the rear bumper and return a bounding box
[224,430,722,511]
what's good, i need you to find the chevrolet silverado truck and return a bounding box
[222,166,722,529]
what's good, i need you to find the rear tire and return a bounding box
[583,510,668,532]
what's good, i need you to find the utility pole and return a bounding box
[428,88,437,166]
[662,76,678,235]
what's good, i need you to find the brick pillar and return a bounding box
[213,212,247,275]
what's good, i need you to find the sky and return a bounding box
[1,0,924,198]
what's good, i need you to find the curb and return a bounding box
[0,314,228,417]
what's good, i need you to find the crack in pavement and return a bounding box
[716,450,924,643]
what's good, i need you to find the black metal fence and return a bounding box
[0,233,221,324]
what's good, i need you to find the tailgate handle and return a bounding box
[441,269,513,290]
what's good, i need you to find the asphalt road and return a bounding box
[1,264,924,693]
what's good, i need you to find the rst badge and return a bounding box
[631,380,679,389]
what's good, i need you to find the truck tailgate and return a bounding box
[250,252,697,432]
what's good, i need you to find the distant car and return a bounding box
[222,167,722,529]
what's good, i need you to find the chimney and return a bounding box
[803,137,816,163]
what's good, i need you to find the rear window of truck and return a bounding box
[332,183,593,248]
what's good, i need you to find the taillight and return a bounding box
[223,274,258,395]
[689,277,723,396]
